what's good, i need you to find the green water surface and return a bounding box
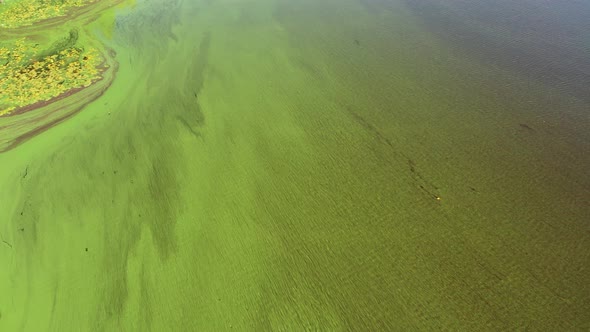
[1,0,589,330]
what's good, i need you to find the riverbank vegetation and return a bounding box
[0,36,103,116]
[0,0,96,28]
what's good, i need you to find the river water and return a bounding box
[0,0,588,330]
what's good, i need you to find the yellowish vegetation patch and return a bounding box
[0,38,103,116]
[0,0,93,28]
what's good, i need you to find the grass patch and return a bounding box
[0,0,96,28]
[0,33,103,116]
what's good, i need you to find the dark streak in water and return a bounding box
[176,115,201,138]
[346,108,394,149]
[0,233,13,249]
[175,32,210,137]
[347,107,441,201]
[519,123,535,132]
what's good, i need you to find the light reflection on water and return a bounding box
[402,0,590,103]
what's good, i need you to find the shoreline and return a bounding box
[1,48,115,118]
[0,48,118,152]
[0,0,126,153]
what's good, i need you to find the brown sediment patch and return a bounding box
[0,48,118,153]
[2,106,82,152]
[3,87,85,118]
